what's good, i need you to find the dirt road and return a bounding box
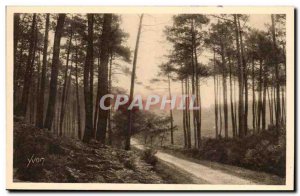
[131,139,258,185]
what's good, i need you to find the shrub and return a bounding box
[168,126,286,177]
[123,156,137,170]
[141,148,158,166]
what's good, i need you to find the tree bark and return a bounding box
[238,17,248,135]
[96,14,112,144]
[125,14,143,150]
[229,56,236,137]
[220,41,228,139]
[271,15,281,130]
[181,78,187,147]
[262,69,267,130]
[59,31,73,136]
[82,14,94,143]
[233,14,245,137]
[107,54,113,145]
[44,14,66,130]
[168,74,174,145]
[251,58,256,132]
[74,43,82,140]
[13,13,21,104]
[213,50,219,139]
[16,14,37,117]
[36,14,50,128]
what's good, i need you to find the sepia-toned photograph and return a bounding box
[6,6,294,191]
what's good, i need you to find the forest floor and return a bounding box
[13,119,184,183]
[12,119,285,185]
[132,139,285,185]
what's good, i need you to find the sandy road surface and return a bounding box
[131,139,257,185]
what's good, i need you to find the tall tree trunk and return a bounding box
[55,86,61,135]
[15,38,25,103]
[267,86,273,125]
[271,15,281,130]
[181,79,187,147]
[36,13,50,128]
[13,13,21,105]
[218,75,223,137]
[185,77,191,148]
[93,56,101,136]
[233,14,245,137]
[238,17,248,135]
[213,50,219,139]
[75,44,82,140]
[193,40,201,148]
[29,26,38,123]
[83,14,94,143]
[16,14,37,117]
[167,74,174,145]
[35,52,42,125]
[229,56,236,137]
[107,54,113,145]
[233,77,238,135]
[257,59,263,130]
[59,32,73,136]
[191,19,201,147]
[64,63,73,134]
[125,14,143,150]
[96,14,112,144]
[281,86,285,124]
[44,14,66,130]
[262,68,267,130]
[251,58,256,132]
[220,41,228,139]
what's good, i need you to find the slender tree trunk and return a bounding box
[59,32,73,136]
[107,54,113,145]
[93,56,101,136]
[35,52,42,125]
[238,17,248,135]
[167,74,174,145]
[233,77,238,135]
[36,14,50,128]
[257,59,263,130]
[16,14,37,117]
[83,14,94,143]
[96,14,112,144]
[191,20,201,147]
[75,45,82,140]
[252,58,256,132]
[181,79,187,147]
[220,42,228,139]
[262,68,267,130]
[229,57,236,137]
[213,50,219,139]
[15,38,25,103]
[267,87,273,125]
[13,13,21,105]
[281,86,285,124]
[44,14,66,130]
[125,14,143,150]
[185,77,191,148]
[218,76,223,137]
[271,15,281,130]
[233,14,245,137]
[64,63,73,135]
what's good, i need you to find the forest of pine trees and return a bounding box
[13,13,286,151]
[161,14,286,149]
[13,13,135,148]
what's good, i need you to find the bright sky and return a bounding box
[116,14,272,108]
